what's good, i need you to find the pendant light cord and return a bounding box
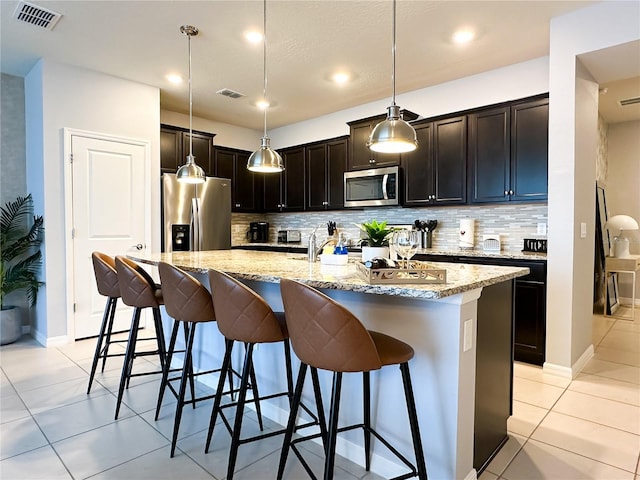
[391,0,397,107]
[262,0,268,138]
[188,31,194,158]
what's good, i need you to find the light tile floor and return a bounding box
[1,308,639,479]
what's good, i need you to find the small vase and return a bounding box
[361,246,389,262]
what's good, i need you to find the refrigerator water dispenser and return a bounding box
[172,224,191,251]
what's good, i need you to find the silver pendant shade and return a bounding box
[247,0,284,173]
[176,25,206,184]
[368,0,418,154]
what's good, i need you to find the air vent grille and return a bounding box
[14,1,62,30]
[216,88,246,99]
[619,97,640,107]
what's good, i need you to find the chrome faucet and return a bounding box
[307,225,321,263]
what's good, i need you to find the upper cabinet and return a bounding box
[263,146,306,212]
[306,137,348,210]
[468,97,548,203]
[347,111,419,170]
[403,116,466,206]
[213,146,261,212]
[160,124,215,176]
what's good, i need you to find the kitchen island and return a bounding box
[130,250,528,480]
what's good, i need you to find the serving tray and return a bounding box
[355,261,447,285]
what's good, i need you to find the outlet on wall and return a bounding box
[537,223,547,236]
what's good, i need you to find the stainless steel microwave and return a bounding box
[344,166,399,207]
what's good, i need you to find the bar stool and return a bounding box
[88,252,128,394]
[156,262,257,458]
[114,256,168,419]
[206,270,325,480]
[278,279,428,480]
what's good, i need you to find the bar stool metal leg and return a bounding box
[363,371,371,471]
[400,362,428,480]
[277,362,308,480]
[87,296,117,394]
[115,307,141,419]
[170,321,197,457]
[324,372,343,480]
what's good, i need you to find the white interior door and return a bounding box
[71,134,148,339]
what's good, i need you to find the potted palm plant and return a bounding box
[1,194,44,345]
[356,219,394,262]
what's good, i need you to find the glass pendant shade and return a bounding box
[176,154,205,184]
[247,136,284,173]
[368,105,418,153]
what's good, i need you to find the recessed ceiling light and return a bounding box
[452,29,475,45]
[256,99,270,110]
[166,74,182,84]
[332,72,350,85]
[245,30,263,44]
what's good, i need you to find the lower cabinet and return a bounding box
[414,253,547,365]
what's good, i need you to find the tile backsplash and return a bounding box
[232,203,548,254]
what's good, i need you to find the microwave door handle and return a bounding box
[382,174,389,200]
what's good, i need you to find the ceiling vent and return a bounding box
[13,1,62,30]
[619,97,640,107]
[216,88,246,99]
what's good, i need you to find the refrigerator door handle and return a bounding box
[191,197,202,251]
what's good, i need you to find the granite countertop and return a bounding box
[233,243,547,261]
[130,250,529,301]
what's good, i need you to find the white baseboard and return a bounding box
[464,468,478,480]
[32,329,70,347]
[543,344,594,379]
[617,296,640,307]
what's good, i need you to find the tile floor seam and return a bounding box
[485,438,529,477]
[559,385,640,410]
[80,443,174,480]
[636,448,640,477]
[525,436,639,475]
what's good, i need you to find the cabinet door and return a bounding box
[306,143,328,210]
[160,128,181,173]
[348,122,376,170]
[402,122,434,206]
[514,280,546,365]
[434,116,466,204]
[511,99,548,201]
[234,151,260,212]
[214,148,234,180]
[282,147,305,211]
[468,107,510,203]
[326,138,347,209]
[263,172,282,212]
[182,131,213,176]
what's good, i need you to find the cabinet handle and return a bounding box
[235,203,241,208]
[509,190,514,195]
[369,159,376,164]
[504,190,509,196]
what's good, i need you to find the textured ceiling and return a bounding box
[2,0,637,130]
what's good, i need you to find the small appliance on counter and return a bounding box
[278,230,302,243]
[523,238,547,253]
[482,235,501,253]
[248,222,269,243]
[459,218,475,249]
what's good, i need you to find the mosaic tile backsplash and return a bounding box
[232,203,548,254]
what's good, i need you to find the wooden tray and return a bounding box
[355,261,446,284]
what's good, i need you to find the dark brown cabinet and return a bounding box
[263,146,305,212]
[468,97,548,203]
[213,147,261,212]
[347,111,418,170]
[402,116,466,206]
[160,124,215,176]
[306,137,348,210]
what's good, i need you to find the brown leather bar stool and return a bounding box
[88,252,127,394]
[114,256,168,419]
[206,270,325,480]
[278,279,428,480]
[156,262,253,458]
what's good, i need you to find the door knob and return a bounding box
[132,243,144,250]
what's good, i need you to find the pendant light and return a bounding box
[247,0,284,173]
[367,0,418,154]
[176,25,206,184]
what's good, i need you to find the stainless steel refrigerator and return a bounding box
[162,173,231,252]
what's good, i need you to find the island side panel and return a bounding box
[244,279,481,480]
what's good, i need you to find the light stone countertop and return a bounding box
[130,250,529,300]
